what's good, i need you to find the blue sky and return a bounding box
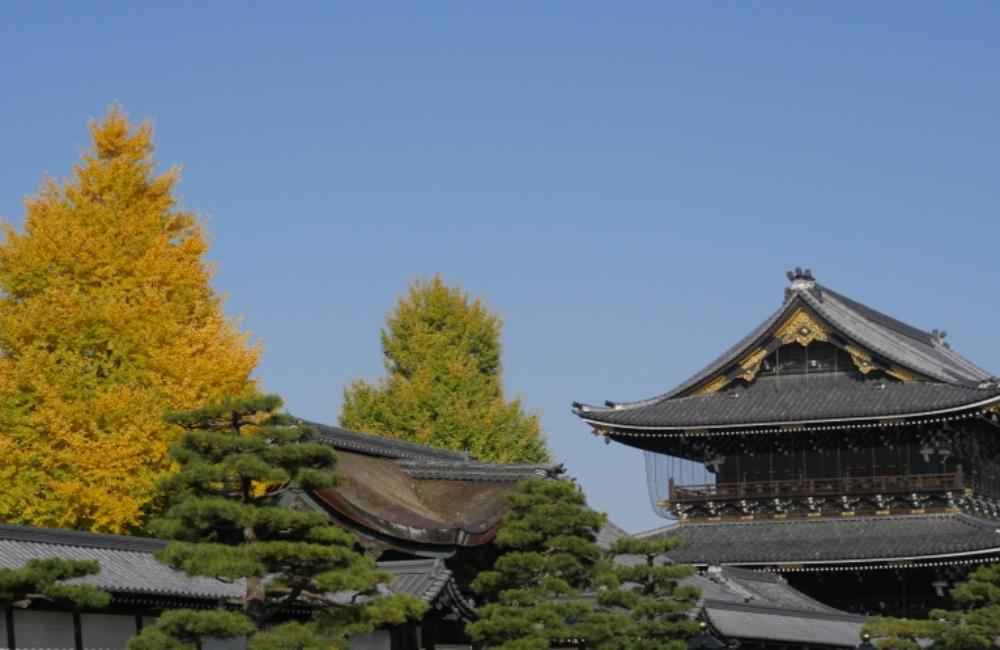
[2,2,998,532]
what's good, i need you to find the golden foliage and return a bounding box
[0,107,259,532]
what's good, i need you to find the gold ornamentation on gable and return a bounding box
[739,347,768,382]
[693,375,728,396]
[844,344,878,374]
[886,366,921,382]
[776,309,828,347]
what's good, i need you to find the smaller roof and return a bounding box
[0,524,475,617]
[378,559,476,621]
[639,513,1000,566]
[687,567,865,647]
[0,523,240,601]
[704,600,865,648]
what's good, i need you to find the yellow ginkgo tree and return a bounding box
[0,107,259,532]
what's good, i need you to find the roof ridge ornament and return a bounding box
[786,267,816,289]
[785,267,820,300]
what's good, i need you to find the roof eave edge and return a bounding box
[579,393,1000,433]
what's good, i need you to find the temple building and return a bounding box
[574,269,1000,617]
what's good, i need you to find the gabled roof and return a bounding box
[638,512,1000,567]
[378,558,477,621]
[574,270,1000,431]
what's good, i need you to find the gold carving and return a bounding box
[844,344,878,374]
[886,366,921,382]
[739,347,769,382]
[776,309,828,347]
[693,375,729,396]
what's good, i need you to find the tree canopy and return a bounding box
[0,106,259,532]
[864,563,1000,649]
[467,478,605,649]
[341,275,548,463]
[131,394,425,650]
[0,558,110,610]
[588,536,699,650]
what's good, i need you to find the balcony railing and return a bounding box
[669,470,965,505]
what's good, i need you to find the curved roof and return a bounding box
[300,422,560,554]
[574,272,999,431]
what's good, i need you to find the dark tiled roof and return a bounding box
[0,524,475,612]
[704,601,865,647]
[0,524,241,600]
[574,275,998,429]
[639,513,1000,565]
[596,520,628,550]
[394,459,557,482]
[583,373,1000,429]
[379,559,453,601]
[688,567,865,646]
[693,566,840,614]
[307,421,472,462]
[307,421,560,482]
[376,558,476,619]
[803,287,992,385]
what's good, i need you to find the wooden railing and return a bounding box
[669,470,965,504]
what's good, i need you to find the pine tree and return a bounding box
[863,563,1000,649]
[340,275,548,463]
[589,536,700,650]
[0,106,259,533]
[0,558,110,610]
[466,479,605,649]
[130,394,426,650]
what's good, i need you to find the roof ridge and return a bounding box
[306,420,473,462]
[674,512,973,528]
[702,598,868,622]
[578,296,799,412]
[0,522,167,553]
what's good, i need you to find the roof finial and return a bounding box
[931,329,950,348]
[786,267,817,292]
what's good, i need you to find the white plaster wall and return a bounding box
[11,610,75,650]
[348,630,391,650]
[80,613,137,650]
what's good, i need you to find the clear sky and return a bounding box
[2,2,999,533]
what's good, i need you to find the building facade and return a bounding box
[574,269,1000,618]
